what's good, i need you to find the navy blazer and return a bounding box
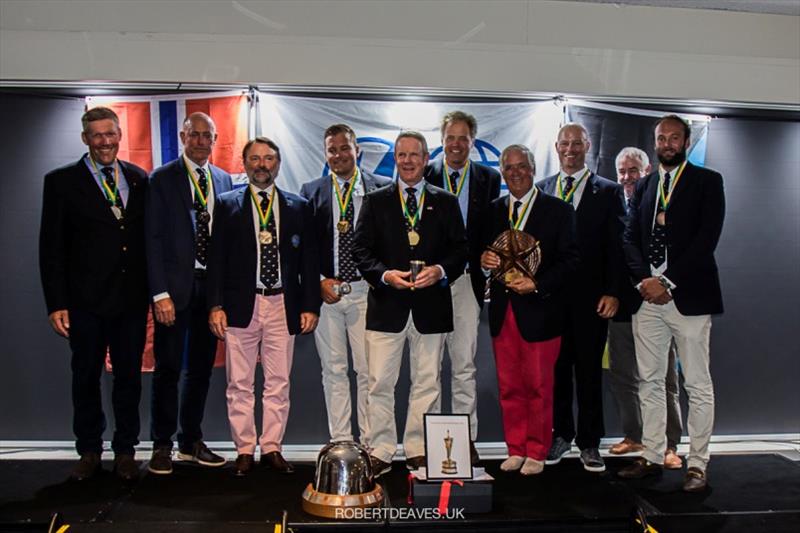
[299,169,392,279]
[352,181,469,334]
[424,159,502,306]
[145,157,232,310]
[623,162,725,316]
[39,156,148,317]
[206,186,321,334]
[483,191,580,342]
[537,172,626,307]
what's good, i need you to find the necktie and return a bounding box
[101,167,124,211]
[626,196,633,212]
[259,191,279,288]
[337,183,358,282]
[194,168,210,266]
[648,172,671,269]
[449,170,460,193]
[512,200,522,226]
[563,175,575,203]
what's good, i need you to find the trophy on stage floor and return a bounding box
[486,229,541,285]
[441,430,458,474]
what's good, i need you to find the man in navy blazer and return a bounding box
[300,124,391,446]
[481,144,580,475]
[208,137,320,476]
[353,131,468,477]
[145,112,232,474]
[39,107,148,481]
[537,123,626,473]
[423,111,501,462]
[618,115,725,493]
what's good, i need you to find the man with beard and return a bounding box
[300,124,391,445]
[40,106,148,480]
[618,116,725,493]
[146,112,231,474]
[424,111,501,463]
[208,137,319,476]
[353,131,468,477]
[608,147,683,470]
[537,123,626,473]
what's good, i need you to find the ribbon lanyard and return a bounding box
[398,185,426,229]
[443,160,469,197]
[332,168,359,219]
[187,165,213,210]
[556,167,590,204]
[658,160,687,211]
[250,186,276,231]
[508,187,537,230]
[89,156,120,206]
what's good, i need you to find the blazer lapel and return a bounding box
[76,157,118,222]
[322,175,335,236]
[175,158,194,217]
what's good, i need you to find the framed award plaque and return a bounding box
[423,413,473,480]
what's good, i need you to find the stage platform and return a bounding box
[1,454,798,532]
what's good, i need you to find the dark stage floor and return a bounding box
[0,454,798,532]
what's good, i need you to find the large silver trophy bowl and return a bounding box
[301,441,384,518]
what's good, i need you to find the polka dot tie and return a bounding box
[648,172,670,269]
[404,187,418,233]
[259,191,279,288]
[337,194,358,282]
[449,170,460,193]
[194,168,210,266]
[101,166,124,212]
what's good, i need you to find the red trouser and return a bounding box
[492,303,561,460]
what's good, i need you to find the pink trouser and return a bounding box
[224,294,295,455]
[492,303,561,461]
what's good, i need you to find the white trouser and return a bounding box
[313,280,369,444]
[365,315,445,462]
[442,273,480,440]
[633,300,714,471]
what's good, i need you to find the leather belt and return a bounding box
[255,287,283,296]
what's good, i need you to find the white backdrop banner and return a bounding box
[257,93,564,194]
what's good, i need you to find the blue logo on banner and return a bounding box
[322,137,501,179]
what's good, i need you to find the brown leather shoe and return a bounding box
[405,455,426,471]
[469,441,480,465]
[664,448,683,470]
[609,438,645,455]
[234,454,254,476]
[683,467,707,492]
[617,457,662,479]
[261,451,294,474]
[71,452,101,481]
[113,454,139,481]
[370,455,392,477]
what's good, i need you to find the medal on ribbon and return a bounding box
[443,160,469,197]
[251,187,276,245]
[556,168,590,204]
[398,186,426,247]
[656,161,687,226]
[332,168,359,234]
[187,165,213,222]
[89,156,123,219]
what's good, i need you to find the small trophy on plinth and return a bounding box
[441,430,458,474]
[409,260,425,291]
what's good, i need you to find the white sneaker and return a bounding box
[500,455,525,472]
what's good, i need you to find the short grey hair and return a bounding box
[395,130,428,154]
[500,144,536,174]
[558,122,589,140]
[615,147,650,171]
[183,112,216,134]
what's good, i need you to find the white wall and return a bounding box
[1,0,798,105]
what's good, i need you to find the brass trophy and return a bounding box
[441,430,458,475]
[486,229,541,285]
[409,260,425,291]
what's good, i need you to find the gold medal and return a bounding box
[337,219,350,233]
[656,211,666,226]
[504,268,523,284]
[260,230,273,245]
[408,230,420,246]
[111,206,123,220]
